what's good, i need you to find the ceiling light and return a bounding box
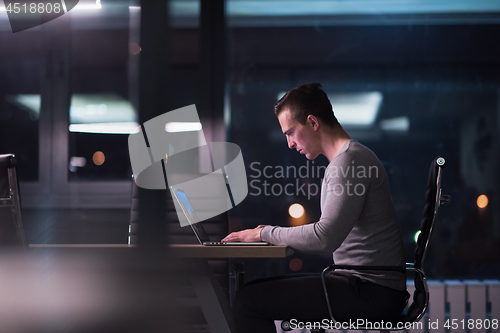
[328,92,382,126]
[165,122,202,133]
[69,122,140,134]
[380,116,410,131]
[73,0,101,10]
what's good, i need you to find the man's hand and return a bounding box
[221,225,270,243]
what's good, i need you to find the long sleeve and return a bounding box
[260,149,369,254]
[260,140,406,290]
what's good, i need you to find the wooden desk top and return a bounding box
[29,244,293,258]
[168,244,293,258]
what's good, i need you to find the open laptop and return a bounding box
[170,186,268,246]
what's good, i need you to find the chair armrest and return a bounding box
[323,264,407,274]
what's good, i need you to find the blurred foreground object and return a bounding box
[0,250,190,333]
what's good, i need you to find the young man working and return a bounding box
[222,83,409,333]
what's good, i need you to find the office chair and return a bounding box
[0,154,28,249]
[281,156,450,333]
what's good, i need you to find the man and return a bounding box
[222,83,409,333]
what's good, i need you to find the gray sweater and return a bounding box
[261,140,406,290]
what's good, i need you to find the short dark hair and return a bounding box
[274,83,339,128]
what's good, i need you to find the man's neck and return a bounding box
[321,126,352,162]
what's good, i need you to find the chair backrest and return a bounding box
[0,155,14,199]
[128,181,140,245]
[405,156,447,322]
[414,156,446,270]
[0,154,28,249]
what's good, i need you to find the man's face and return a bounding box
[278,109,320,160]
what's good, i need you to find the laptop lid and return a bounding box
[170,186,211,244]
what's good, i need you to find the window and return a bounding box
[223,1,500,280]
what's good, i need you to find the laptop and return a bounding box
[170,186,269,246]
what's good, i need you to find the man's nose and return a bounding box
[287,137,296,149]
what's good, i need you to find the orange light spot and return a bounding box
[93,151,105,166]
[129,42,141,55]
[289,258,303,272]
[477,194,488,208]
[288,203,304,218]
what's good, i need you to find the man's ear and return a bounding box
[307,115,320,131]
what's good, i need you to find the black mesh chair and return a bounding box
[0,154,28,249]
[281,156,450,333]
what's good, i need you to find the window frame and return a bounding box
[18,18,132,209]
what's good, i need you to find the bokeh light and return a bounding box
[129,42,141,55]
[477,194,488,208]
[288,203,304,218]
[92,151,105,166]
[289,258,303,272]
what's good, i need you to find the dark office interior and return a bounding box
[0,0,499,332]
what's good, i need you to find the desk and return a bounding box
[29,244,292,333]
[30,244,292,258]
